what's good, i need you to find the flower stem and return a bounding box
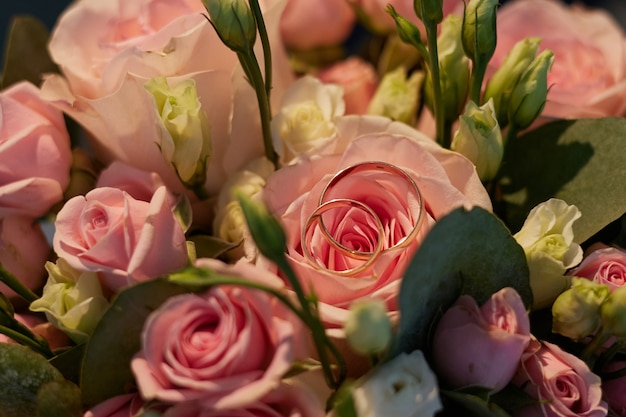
[580,328,609,366]
[424,21,445,148]
[469,59,486,105]
[248,0,272,98]
[0,324,53,358]
[0,265,38,304]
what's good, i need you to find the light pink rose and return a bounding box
[0,216,50,300]
[96,161,168,202]
[279,0,356,50]
[568,243,626,292]
[163,383,324,417]
[512,339,608,417]
[317,57,378,115]
[41,0,295,198]
[53,186,188,293]
[491,0,626,120]
[0,313,70,350]
[131,258,296,408]
[83,393,145,417]
[258,115,491,331]
[602,361,626,417]
[0,81,71,218]
[432,287,530,391]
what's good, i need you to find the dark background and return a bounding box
[1,0,626,60]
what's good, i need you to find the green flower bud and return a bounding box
[601,285,626,338]
[30,259,109,344]
[202,0,256,53]
[386,5,427,56]
[552,278,610,341]
[451,98,502,181]
[508,49,554,130]
[425,14,470,122]
[146,77,212,189]
[237,194,286,263]
[367,66,424,124]
[484,37,541,127]
[344,300,392,356]
[414,0,444,24]
[462,0,498,63]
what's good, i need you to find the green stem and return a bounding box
[580,329,609,365]
[248,0,272,99]
[442,118,453,150]
[424,22,445,148]
[0,265,38,304]
[0,324,53,358]
[469,59,487,105]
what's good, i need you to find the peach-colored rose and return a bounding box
[53,186,188,293]
[432,288,530,392]
[131,258,296,408]
[568,243,626,292]
[279,0,356,50]
[41,0,294,199]
[317,57,378,115]
[258,115,491,332]
[491,0,626,119]
[0,81,71,218]
[0,216,50,300]
[512,339,608,417]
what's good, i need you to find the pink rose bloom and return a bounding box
[279,0,355,50]
[163,383,324,417]
[568,243,626,291]
[41,0,294,197]
[53,186,188,293]
[512,339,608,417]
[432,287,530,391]
[259,115,491,331]
[83,393,145,417]
[96,161,168,202]
[131,258,296,408]
[491,0,626,119]
[0,312,69,350]
[0,216,50,300]
[602,361,626,416]
[317,57,378,115]
[0,81,71,218]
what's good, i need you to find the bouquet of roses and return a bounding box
[2,0,626,415]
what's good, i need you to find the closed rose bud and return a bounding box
[508,49,554,130]
[601,285,626,338]
[344,299,392,356]
[202,0,256,53]
[552,278,610,341]
[462,0,498,63]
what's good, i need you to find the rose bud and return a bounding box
[344,299,393,356]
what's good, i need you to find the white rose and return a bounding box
[351,350,442,417]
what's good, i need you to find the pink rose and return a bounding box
[317,57,378,115]
[602,361,626,416]
[53,186,188,293]
[41,0,294,198]
[279,0,356,50]
[163,383,324,417]
[0,81,71,218]
[512,339,608,417]
[83,393,145,417]
[491,0,626,119]
[259,115,491,331]
[0,216,50,300]
[131,258,296,407]
[568,243,626,291]
[96,161,168,202]
[432,287,530,391]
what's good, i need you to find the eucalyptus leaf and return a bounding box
[0,343,63,417]
[49,344,85,385]
[499,117,626,243]
[80,279,188,407]
[37,379,82,417]
[1,15,58,88]
[392,207,531,356]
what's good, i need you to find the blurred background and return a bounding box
[1,0,626,60]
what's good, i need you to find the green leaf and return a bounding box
[36,379,82,417]
[499,117,626,243]
[392,207,531,356]
[49,344,86,385]
[1,15,58,89]
[80,279,189,407]
[441,390,511,417]
[0,343,63,417]
[188,234,241,259]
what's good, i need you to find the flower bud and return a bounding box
[508,50,554,130]
[30,259,109,344]
[484,37,541,127]
[601,285,626,338]
[237,194,287,263]
[451,99,502,181]
[202,0,256,53]
[414,0,444,24]
[145,77,212,189]
[344,299,392,356]
[425,14,470,123]
[462,0,498,63]
[367,66,423,124]
[552,278,610,341]
[386,5,426,53]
